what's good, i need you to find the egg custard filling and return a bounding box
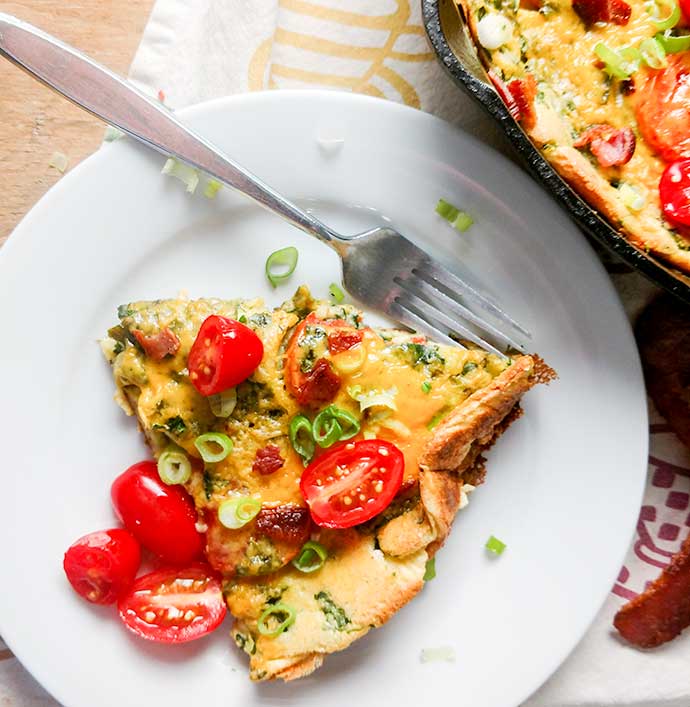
[103,285,545,681]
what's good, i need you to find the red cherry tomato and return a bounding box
[660,159,690,227]
[63,529,140,605]
[300,439,404,529]
[118,565,226,643]
[680,0,690,24]
[188,315,263,396]
[635,55,690,163]
[111,461,203,565]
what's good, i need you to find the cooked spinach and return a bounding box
[315,591,351,631]
[462,361,478,376]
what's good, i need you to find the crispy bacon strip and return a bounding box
[572,0,631,24]
[295,358,341,407]
[256,505,311,545]
[132,327,180,360]
[327,329,363,355]
[614,531,690,647]
[252,445,285,475]
[574,125,636,167]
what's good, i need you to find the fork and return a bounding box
[0,13,530,356]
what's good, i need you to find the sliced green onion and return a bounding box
[423,557,436,581]
[312,405,360,448]
[203,178,222,199]
[651,0,681,30]
[436,198,460,222]
[289,414,315,464]
[347,385,398,412]
[292,541,328,573]
[157,448,192,485]
[453,211,474,232]
[49,151,69,173]
[208,388,237,418]
[218,496,261,529]
[257,603,296,637]
[594,43,640,78]
[640,37,667,68]
[329,282,345,303]
[657,29,690,53]
[427,406,451,431]
[421,381,432,394]
[194,432,233,463]
[238,314,248,324]
[485,535,507,555]
[265,246,298,287]
[161,157,199,194]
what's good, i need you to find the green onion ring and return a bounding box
[485,535,507,555]
[657,29,690,52]
[313,405,360,448]
[257,603,296,637]
[435,198,460,222]
[194,432,234,463]
[289,414,315,465]
[651,0,681,30]
[292,541,328,573]
[265,246,298,288]
[329,282,345,303]
[157,448,192,485]
[640,37,667,68]
[218,497,261,529]
[208,388,237,418]
[594,43,639,78]
[423,557,436,581]
[453,211,474,232]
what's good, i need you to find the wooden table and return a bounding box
[0,1,154,246]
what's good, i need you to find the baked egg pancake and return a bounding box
[102,286,544,680]
[458,0,690,271]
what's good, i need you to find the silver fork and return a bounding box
[0,13,530,356]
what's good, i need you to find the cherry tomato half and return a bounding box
[188,315,263,396]
[63,529,140,605]
[111,461,203,565]
[680,0,690,24]
[660,159,690,227]
[118,565,226,643]
[300,439,404,529]
[635,55,690,164]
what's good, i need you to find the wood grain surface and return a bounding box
[0,1,154,246]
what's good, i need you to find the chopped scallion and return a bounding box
[329,282,345,303]
[208,388,237,418]
[485,535,507,555]
[436,198,460,222]
[453,211,474,232]
[157,448,192,485]
[203,178,222,199]
[594,43,640,78]
[423,557,436,581]
[265,246,299,287]
[657,29,690,53]
[292,541,328,573]
[161,157,199,194]
[194,432,233,463]
[257,603,296,637]
[651,0,681,29]
[640,37,667,68]
[218,496,261,529]
[421,381,432,394]
[312,405,360,448]
[289,414,315,465]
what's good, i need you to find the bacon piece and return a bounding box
[131,327,180,360]
[614,532,690,647]
[256,504,311,545]
[294,358,341,407]
[574,125,636,167]
[572,0,631,25]
[252,445,285,476]
[327,329,363,355]
[508,76,538,131]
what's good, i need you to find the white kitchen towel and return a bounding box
[2,2,689,706]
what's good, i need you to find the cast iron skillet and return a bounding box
[422,0,690,304]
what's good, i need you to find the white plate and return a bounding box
[0,91,647,707]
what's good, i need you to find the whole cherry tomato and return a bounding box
[188,315,263,396]
[63,529,140,605]
[118,564,226,643]
[300,439,404,529]
[111,460,203,565]
[660,159,690,227]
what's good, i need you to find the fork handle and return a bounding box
[0,13,344,247]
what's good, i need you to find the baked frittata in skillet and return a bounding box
[102,286,545,680]
[458,0,690,271]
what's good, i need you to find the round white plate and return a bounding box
[0,91,647,707]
